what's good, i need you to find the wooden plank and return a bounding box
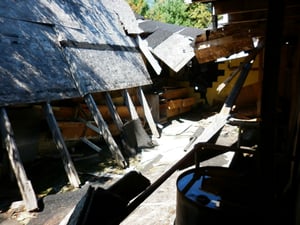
[84,94,127,168]
[161,88,189,100]
[0,107,38,211]
[182,97,196,108]
[105,92,124,131]
[137,87,160,138]
[167,99,183,110]
[80,137,102,153]
[194,24,265,63]
[105,92,137,156]
[136,35,162,75]
[195,35,254,64]
[123,89,139,120]
[58,121,119,140]
[43,102,81,188]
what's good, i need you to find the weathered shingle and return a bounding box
[0,0,151,106]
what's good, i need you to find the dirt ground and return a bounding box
[0,107,242,225]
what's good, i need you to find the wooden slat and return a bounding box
[84,94,127,168]
[58,121,119,140]
[0,107,38,211]
[136,35,162,75]
[105,92,137,156]
[43,102,81,188]
[195,35,254,64]
[137,87,160,138]
[123,89,139,120]
[161,88,189,100]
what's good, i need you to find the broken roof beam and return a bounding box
[194,25,264,63]
[0,107,38,211]
[136,87,160,138]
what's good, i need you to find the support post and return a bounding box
[137,87,160,138]
[43,102,81,188]
[84,94,127,168]
[122,89,139,120]
[0,107,38,211]
[105,92,136,156]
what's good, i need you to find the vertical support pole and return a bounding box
[0,107,38,211]
[84,94,127,168]
[43,102,81,188]
[137,87,160,138]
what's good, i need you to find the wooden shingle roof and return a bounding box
[0,0,151,107]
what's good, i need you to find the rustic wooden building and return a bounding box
[0,0,158,211]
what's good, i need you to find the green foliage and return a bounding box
[127,0,149,16]
[187,2,212,28]
[146,0,192,26]
[127,0,212,29]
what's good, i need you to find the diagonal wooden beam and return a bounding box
[105,92,136,156]
[137,87,160,138]
[43,102,81,188]
[0,107,38,211]
[84,93,127,168]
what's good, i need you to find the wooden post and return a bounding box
[105,92,124,131]
[105,92,136,155]
[0,107,38,211]
[122,89,139,120]
[137,87,160,138]
[43,102,81,188]
[84,94,127,168]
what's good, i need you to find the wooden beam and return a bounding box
[136,35,162,75]
[43,102,81,188]
[0,107,38,211]
[123,89,139,120]
[84,94,127,168]
[105,92,124,131]
[137,87,160,138]
[184,44,262,152]
[105,92,137,156]
[194,24,264,63]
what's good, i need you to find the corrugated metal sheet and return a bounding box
[0,0,151,106]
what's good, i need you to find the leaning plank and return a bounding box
[136,35,162,75]
[105,92,137,156]
[84,94,127,168]
[123,89,139,120]
[0,107,38,211]
[105,92,124,131]
[137,87,160,138]
[43,102,81,188]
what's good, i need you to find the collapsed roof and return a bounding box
[0,0,152,107]
[138,19,204,72]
